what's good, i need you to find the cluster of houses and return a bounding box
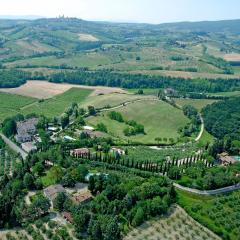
[218,152,239,165]
[43,183,93,223]
[15,118,39,153]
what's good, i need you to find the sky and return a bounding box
[0,0,239,24]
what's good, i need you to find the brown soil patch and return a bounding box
[224,53,240,61]
[78,34,99,42]
[0,80,127,99]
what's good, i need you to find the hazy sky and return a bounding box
[0,0,240,23]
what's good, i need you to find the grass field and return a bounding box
[174,98,217,111]
[198,129,215,147]
[0,92,36,122]
[87,100,189,144]
[81,93,151,109]
[210,91,240,97]
[125,205,220,240]
[177,190,240,240]
[21,88,92,118]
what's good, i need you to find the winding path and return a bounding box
[195,115,204,142]
[173,182,240,195]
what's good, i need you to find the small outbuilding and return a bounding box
[44,184,66,202]
[218,152,237,165]
[70,148,90,158]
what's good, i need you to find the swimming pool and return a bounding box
[233,156,240,161]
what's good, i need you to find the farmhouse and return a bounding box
[111,147,125,156]
[83,126,95,131]
[63,135,76,142]
[16,118,38,143]
[218,152,237,165]
[70,148,90,158]
[81,129,105,139]
[72,189,92,204]
[44,184,66,202]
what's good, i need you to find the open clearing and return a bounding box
[125,205,220,240]
[224,53,240,61]
[87,100,189,144]
[0,80,127,99]
[78,33,99,41]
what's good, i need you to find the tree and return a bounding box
[96,123,108,133]
[2,118,16,137]
[155,137,162,145]
[27,197,50,221]
[88,218,102,240]
[132,207,145,227]
[61,114,69,129]
[23,173,35,190]
[32,162,44,176]
[72,165,89,182]
[104,216,121,240]
[53,192,67,212]
[62,173,75,187]
[137,89,144,95]
[88,106,96,115]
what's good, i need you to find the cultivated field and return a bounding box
[0,92,36,122]
[224,53,240,61]
[0,80,127,99]
[174,98,218,111]
[78,33,99,41]
[87,100,189,144]
[125,205,220,240]
[21,88,92,118]
[0,87,92,121]
[81,93,151,109]
[178,190,240,240]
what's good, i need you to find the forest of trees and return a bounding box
[0,70,30,88]
[203,97,240,140]
[203,97,240,155]
[48,70,240,92]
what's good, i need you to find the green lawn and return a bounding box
[0,92,36,122]
[41,166,64,187]
[21,88,92,118]
[88,100,189,144]
[198,129,215,147]
[174,98,217,111]
[177,190,240,240]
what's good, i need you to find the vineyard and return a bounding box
[123,145,201,164]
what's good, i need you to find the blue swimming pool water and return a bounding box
[233,156,240,161]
